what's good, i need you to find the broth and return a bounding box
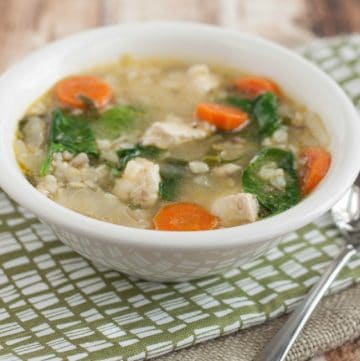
[15,56,330,231]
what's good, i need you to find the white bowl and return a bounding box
[0,22,359,282]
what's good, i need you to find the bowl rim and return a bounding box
[0,21,359,250]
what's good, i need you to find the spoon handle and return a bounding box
[256,244,356,361]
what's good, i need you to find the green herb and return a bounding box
[39,109,98,176]
[39,144,67,177]
[159,177,179,201]
[78,95,100,121]
[159,159,188,201]
[225,95,253,113]
[242,147,300,214]
[49,110,98,154]
[225,92,281,137]
[117,144,162,171]
[92,105,142,139]
[252,92,281,137]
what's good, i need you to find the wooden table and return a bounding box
[1,0,360,72]
[0,1,359,360]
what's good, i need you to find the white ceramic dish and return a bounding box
[0,22,359,282]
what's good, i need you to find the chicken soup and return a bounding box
[15,57,331,231]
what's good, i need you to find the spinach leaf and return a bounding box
[92,105,141,139]
[40,109,98,176]
[159,177,179,201]
[225,92,281,137]
[225,95,253,113]
[50,110,98,154]
[78,95,100,121]
[252,92,281,137]
[39,143,67,177]
[159,159,188,201]
[242,148,300,214]
[117,144,162,171]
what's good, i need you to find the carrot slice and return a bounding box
[300,147,331,195]
[55,75,112,109]
[235,76,281,97]
[153,203,218,231]
[196,103,249,131]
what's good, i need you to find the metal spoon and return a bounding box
[256,175,360,361]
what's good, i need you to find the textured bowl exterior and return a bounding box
[0,23,359,281]
[48,223,281,282]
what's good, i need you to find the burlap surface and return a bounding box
[326,338,360,361]
[158,284,360,361]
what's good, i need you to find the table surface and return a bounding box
[0,1,359,360]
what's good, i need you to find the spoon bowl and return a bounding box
[332,175,360,244]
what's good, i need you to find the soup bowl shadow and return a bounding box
[0,22,359,282]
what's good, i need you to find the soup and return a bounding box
[15,57,331,231]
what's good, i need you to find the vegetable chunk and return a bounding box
[252,93,281,137]
[235,76,281,97]
[225,96,253,113]
[224,92,282,137]
[39,109,98,176]
[92,105,141,139]
[55,75,112,109]
[159,159,188,202]
[153,203,218,231]
[300,147,331,195]
[196,103,249,131]
[117,145,162,171]
[242,148,300,213]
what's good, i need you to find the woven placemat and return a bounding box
[158,283,360,361]
[0,35,359,361]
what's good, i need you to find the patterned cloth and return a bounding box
[0,36,360,361]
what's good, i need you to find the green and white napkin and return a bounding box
[0,35,360,361]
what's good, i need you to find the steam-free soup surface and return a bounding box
[15,57,331,231]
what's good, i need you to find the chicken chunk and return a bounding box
[112,157,161,208]
[142,115,215,149]
[70,153,89,168]
[211,193,259,226]
[187,64,219,94]
[55,188,152,229]
[37,175,58,197]
[22,116,46,148]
